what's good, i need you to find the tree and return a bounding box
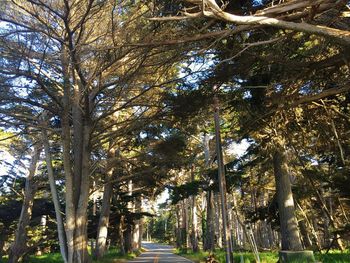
[155,0,350,46]
[1,1,181,262]
[8,141,41,263]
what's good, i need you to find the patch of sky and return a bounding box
[227,138,250,157]
[132,105,149,117]
[0,150,28,193]
[252,0,264,6]
[178,52,216,90]
[274,83,283,92]
[298,81,316,95]
[243,90,252,99]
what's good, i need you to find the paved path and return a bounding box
[127,242,193,263]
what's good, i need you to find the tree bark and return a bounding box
[214,193,222,248]
[124,224,133,253]
[8,143,41,263]
[95,146,115,259]
[132,196,142,251]
[119,215,126,255]
[190,166,199,252]
[203,133,215,251]
[61,46,76,263]
[213,93,233,262]
[204,190,216,251]
[73,122,91,263]
[273,146,303,251]
[175,203,182,248]
[42,123,68,263]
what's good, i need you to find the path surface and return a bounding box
[127,242,193,263]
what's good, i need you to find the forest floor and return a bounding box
[177,249,350,263]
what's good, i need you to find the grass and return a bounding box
[0,248,139,263]
[177,249,350,263]
[315,250,350,263]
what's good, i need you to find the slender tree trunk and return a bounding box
[214,193,222,248]
[205,190,215,251]
[132,196,142,251]
[213,93,233,262]
[8,143,41,263]
[124,180,133,253]
[119,215,126,255]
[42,123,68,263]
[203,133,215,251]
[296,202,321,251]
[273,146,303,251]
[176,204,182,248]
[181,200,188,249]
[299,220,312,249]
[61,46,76,263]
[95,146,115,259]
[190,166,199,252]
[201,192,207,249]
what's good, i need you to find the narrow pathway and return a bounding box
[127,242,193,263]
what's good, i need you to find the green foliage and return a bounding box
[169,180,203,204]
[145,209,176,243]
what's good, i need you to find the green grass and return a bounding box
[176,250,278,263]
[0,248,139,263]
[177,249,350,263]
[315,250,350,263]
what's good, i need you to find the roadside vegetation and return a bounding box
[177,249,350,263]
[0,248,138,263]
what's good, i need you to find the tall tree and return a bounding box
[8,141,41,263]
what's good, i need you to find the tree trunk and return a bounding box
[41,120,68,263]
[61,46,76,263]
[95,146,115,259]
[299,220,312,249]
[183,199,189,249]
[204,190,215,251]
[214,193,222,248]
[190,166,199,252]
[119,215,126,255]
[124,224,133,253]
[73,122,91,263]
[213,93,233,262]
[175,204,182,248]
[132,196,142,251]
[273,146,303,251]
[297,202,321,251]
[8,143,41,263]
[203,133,215,251]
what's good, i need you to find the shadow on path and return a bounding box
[127,242,193,263]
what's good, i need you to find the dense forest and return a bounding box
[0,0,349,262]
